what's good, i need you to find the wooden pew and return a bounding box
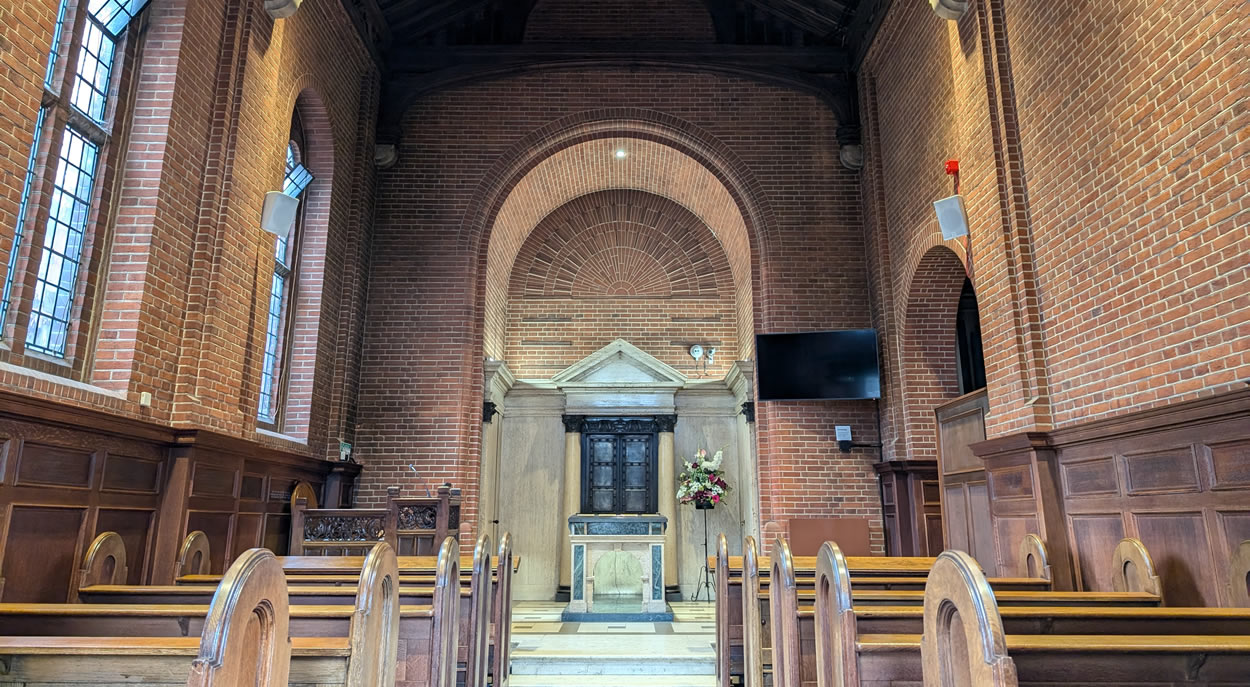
[178,531,212,577]
[78,535,481,687]
[291,485,461,556]
[715,533,1061,687]
[919,549,1250,686]
[792,542,1250,687]
[0,548,355,686]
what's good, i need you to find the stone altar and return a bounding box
[563,514,671,621]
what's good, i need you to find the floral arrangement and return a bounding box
[677,447,732,507]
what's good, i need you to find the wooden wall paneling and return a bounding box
[233,513,264,559]
[874,459,940,556]
[185,510,235,574]
[94,508,155,584]
[4,505,87,601]
[150,450,193,583]
[1132,510,1219,607]
[966,481,997,576]
[936,391,991,572]
[1068,513,1126,592]
[942,482,970,554]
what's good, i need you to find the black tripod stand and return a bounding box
[691,505,715,601]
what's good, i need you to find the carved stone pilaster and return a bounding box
[562,414,586,433]
[655,414,678,433]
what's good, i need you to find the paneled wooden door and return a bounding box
[582,433,657,514]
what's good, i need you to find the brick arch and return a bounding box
[279,87,334,440]
[524,0,716,42]
[505,190,736,377]
[901,245,970,461]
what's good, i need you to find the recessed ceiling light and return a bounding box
[614,149,627,159]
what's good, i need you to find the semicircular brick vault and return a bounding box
[505,190,736,378]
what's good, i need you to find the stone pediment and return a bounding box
[553,339,686,389]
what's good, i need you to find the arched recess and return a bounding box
[277,86,334,440]
[900,245,972,460]
[505,189,737,378]
[459,111,776,373]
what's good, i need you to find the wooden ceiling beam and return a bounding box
[846,0,893,68]
[744,0,840,35]
[386,0,491,34]
[387,42,851,73]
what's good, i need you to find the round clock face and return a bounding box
[689,344,704,360]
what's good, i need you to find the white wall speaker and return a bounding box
[264,0,302,19]
[933,194,970,240]
[261,191,300,239]
[930,0,969,20]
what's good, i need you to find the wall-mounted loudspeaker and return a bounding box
[930,0,969,20]
[261,191,300,239]
[933,194,970,240]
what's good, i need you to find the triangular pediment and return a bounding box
[552,339,687,388]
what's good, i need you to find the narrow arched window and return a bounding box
[0,0,151,361]
[258,117,314,428]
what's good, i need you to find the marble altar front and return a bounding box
[563,514,670,621]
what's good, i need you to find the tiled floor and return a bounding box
[508,601,718,687]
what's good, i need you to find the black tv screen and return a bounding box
[756,329,881,401]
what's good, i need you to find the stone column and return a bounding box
[558,415,585,598]
[657,414,679,596]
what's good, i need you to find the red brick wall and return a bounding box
[860,0,1247,459]
[0,0,378,462]
[505,189,737,379]
[524,0,716,42]
[360,70,877,545]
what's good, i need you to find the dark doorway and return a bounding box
[580,418,658,514]
[955,278,987,394]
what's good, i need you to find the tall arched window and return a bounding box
[0,0,151,361]
[258,116,314,427]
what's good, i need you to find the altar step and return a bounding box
[509,676,717,687]
[511,652,716,675]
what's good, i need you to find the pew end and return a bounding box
[814,541,857,687]
[431,536,462,687]
[178,531,212,577]
[1016,534,1050,581]
[768,537,800,687]
[346,541,401,687]
[1229,540,1250,608]
[715,533,731,687]
[921,550,1018,687]
[493,531,514,687]
[187,548,291,686]
[80,532,129,588]
[1111,538,1162,600]
[466,533,493,687]
[742,535,764,687]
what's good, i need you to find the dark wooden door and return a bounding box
[582,433,656,514]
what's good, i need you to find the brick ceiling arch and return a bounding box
[509,190,734,300]
[484,137,753,361]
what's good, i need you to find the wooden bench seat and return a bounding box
[794,604,1250,634]
[789,542,1250,686]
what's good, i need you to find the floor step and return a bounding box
[511,654,716,676]
[509,675,718,687]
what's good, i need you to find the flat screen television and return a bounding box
[755,329,881,401]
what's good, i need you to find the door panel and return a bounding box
[581,428,657,514]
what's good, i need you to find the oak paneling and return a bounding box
[1210,440,1250,489]
[185,511,233,574]
[17,444,93,489]
[988,464,1033,501]
[191,464,237,498]
[102,454,162,494]
[1070,514,1125,592]
[1134,511,1216,607]
[1124,448,1200,496]
[95,509,154,584]
[4,507,84,602]
[1061,457,1118,497]
[968,481,997,575]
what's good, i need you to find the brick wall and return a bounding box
[860,0,1247,460]
[0,0,378,462]
[360,70,878,544]
[505,189,737,379]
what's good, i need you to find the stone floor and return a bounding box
[508,601,718,687]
